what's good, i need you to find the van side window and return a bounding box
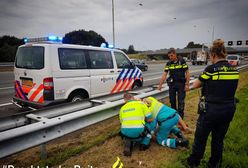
[89,50,113,69]
[58,48,87,69]
[114,52,131,68]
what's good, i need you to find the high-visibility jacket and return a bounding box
[120,100,152,129]
[147,97,177,121]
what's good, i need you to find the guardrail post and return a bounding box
[40,143,47,159]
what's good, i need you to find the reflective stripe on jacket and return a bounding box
[120,100,152,128]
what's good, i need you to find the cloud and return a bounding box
[0,0,247,50]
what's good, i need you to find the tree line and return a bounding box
[0,29,203,62]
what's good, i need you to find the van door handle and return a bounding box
[110,70,114,73]
[117,70,121,72]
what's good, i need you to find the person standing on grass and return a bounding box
[158,48,190,119]
[187,39,239,168]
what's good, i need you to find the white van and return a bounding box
[13,37,143,108]
[226,55,241,66]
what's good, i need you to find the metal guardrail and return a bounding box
[0,64,248,158]
[0,62,14,67]
[0,85,172,158]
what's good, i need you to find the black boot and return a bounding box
[176,131,186,139]
[123,139,133,156]
[139,144,150,151]
[176,138,189,148]
[207,158,222,168]
[187,155,200,167]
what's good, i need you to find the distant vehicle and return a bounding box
[226,55,241,66]
[190,50,208,65]
[130,59,148,71]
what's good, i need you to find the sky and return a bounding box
[0,0,248,50]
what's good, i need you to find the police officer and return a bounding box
[158,48,190,118]
[119,93,153,156]
[143,97,189,148]
[187,39,239,167]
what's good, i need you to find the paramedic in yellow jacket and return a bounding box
[119,93,154,156]
[143,97,189,148]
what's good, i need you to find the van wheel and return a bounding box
[132,81,142,89]
[68,92,85,102]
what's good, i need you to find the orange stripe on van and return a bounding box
[118,79,128,92]
[128,80,135,90]
[111,80,122,93]
[37,96,44,103]
[22,84,36,94]
[123,79,132,91]
[30,84,44,101]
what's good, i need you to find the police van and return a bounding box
[13,36,143,108]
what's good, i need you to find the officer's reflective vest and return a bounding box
[147,97,163,119]
[199,61,239,103]
[120,100,151,129]
[164,59,188,83]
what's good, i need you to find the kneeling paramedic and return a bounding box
[143,97,189,149]
[119,93,154,156]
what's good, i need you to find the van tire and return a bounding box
[68,91,88,102]
[132,80,142,89]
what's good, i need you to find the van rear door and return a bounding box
[14,46,46,105]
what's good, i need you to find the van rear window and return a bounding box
[15,46,44,69]
[58,48,87,69]
[227,56,238,60]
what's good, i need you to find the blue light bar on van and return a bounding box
[108,44,114,48]
[101,43,107,48]
[24,36,63,43]
[100,42,114,48]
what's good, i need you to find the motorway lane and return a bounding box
[0,63,206,103]
[0,71,14,87]
[142,63,207,84]
[0,71,15,108]
[0,63,206,117]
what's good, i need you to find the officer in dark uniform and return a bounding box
[158,48,190,118]
[187,39,239,167]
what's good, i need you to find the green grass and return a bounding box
[36,127,119,167]
[163,85,248,168]
[128,53,148,60]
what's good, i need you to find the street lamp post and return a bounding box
[212,26,215,42]
[112,0,115,47]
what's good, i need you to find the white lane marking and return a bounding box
[145,77,161,82]
[0,102,13,107]
[0,86,13,90]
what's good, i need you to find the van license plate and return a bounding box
[22,79,33,87]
